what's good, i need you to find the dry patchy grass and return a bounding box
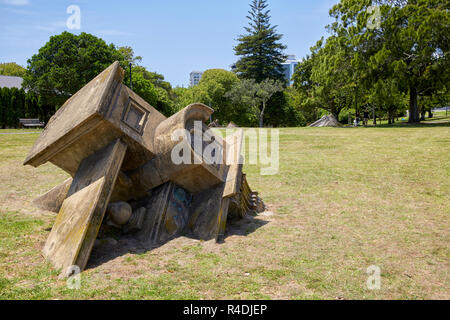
[0,123,448,300]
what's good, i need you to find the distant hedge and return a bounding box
[0,87,49,128]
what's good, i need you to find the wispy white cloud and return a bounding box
[2,0,30,6]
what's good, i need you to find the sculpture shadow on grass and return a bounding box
[85,214,269,270]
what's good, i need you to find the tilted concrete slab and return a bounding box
[42,139,127,276]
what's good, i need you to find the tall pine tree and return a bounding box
[234,0,287,83]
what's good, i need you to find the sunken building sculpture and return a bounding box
[24,62,264,277]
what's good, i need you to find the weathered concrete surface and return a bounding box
[137,182,192,246]
[127,103,225,194]
[106,202,132,225]
[309,114,342,127]
[32,178,72,213]
[42,139,127,276]
[223,129,244,198]
[24,61,165,175]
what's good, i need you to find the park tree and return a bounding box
[418,89,449,119]
[282,87,308,126]
[196,69,241,124]
[153,86,175,117]
[0,88,41,128]
[129,72,158,108]
[226,78,283,127]
[293,35,358,121]
[329,0,449,123]
[172,70,247,125]
[0,62,26,77]
[172,86,204,113]
[368,78,407,124]
[23,32,124,116]
[120,51,172,92]
[125,65,175,115]
[23,32,176,119]
[117,47,176,115]
[292,54,323,123]
[117,46,142,67]
[234,0,287,82]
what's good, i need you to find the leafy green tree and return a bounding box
[0,88,10,128]
[130,72,158,107]
[0,87,41,128]
[117,46,142,67]
[118,47,176,115]
[256,79,285,127]
[293,35,357,121]
[329,0,449,123]
[172,86,203,113]
[125,65,175,115]
[226,78,283,127]
[282,86,308,126]
[368,78,407,124]
[197,69,241,123]
[0,62,26,77]
[292,54,322,123]
[418,89,449,119]
[234,0,287,82]
[23,32,124,116]
[154,86,175,117]
[171,69,249,125]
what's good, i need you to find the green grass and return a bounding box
[360,110,450,126]
[0,121,448,300]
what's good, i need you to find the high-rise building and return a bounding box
[189,71,203,86]
[282,55,300,86]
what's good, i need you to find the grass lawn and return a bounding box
[0,120,448,299]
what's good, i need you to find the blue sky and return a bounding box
[0,0,338,87]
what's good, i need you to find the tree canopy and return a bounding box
[328,0,449,123]
[0,62,26,77]
[293,0,449,124]
[23,32,123,108]
[226,78,283,127]
[234,0,287,82]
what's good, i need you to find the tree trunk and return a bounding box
[331,106,341,122]
[259,101,265,128]
[420,109,426,121]
[373,107,376,125]
[428,110,433,118]
[408,86,420,123]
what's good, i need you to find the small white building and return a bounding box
[0,75,23,89]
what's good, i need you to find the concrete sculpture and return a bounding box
[24,61,264,277]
